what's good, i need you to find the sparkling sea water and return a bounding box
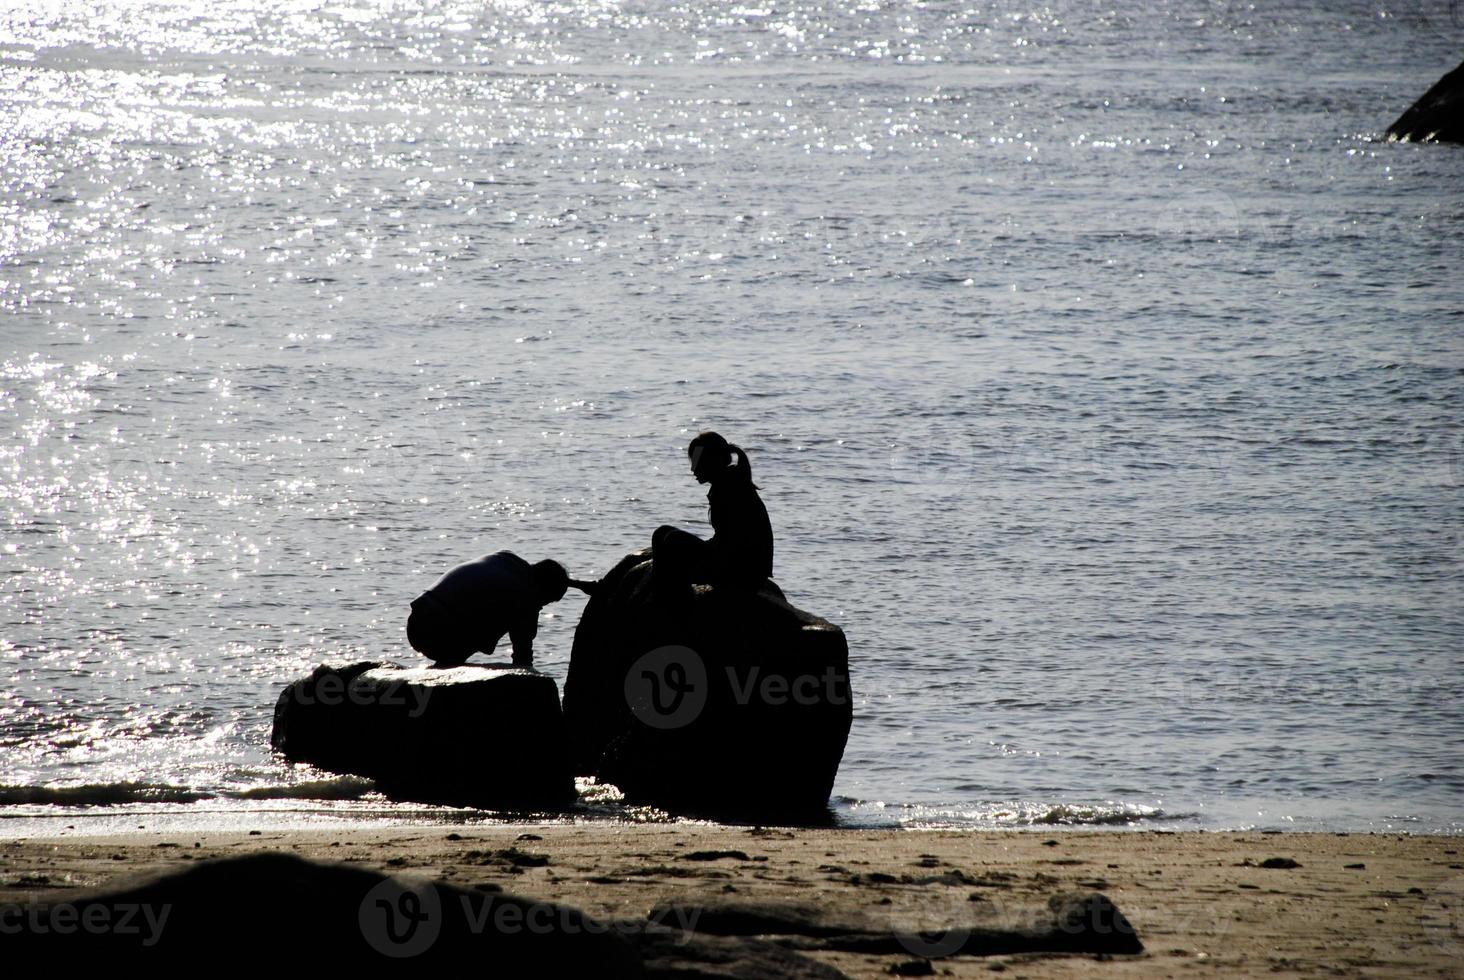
[2,1,1461,834]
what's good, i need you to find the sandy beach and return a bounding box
[3,826,1459,976]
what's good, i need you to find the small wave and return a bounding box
[226,776,377,801]
[0,783,211,806]
[834,797,1185,830]
[0,776,381,807]
[1027,803,1168,826]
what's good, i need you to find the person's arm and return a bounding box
[508,612,539,666]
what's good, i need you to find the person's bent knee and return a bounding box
[652,525,677,548]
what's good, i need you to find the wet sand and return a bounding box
[2,827,1459,977]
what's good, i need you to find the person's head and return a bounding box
[530,559,570,605]
[687,430,754,486]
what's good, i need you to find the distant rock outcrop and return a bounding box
[272,661,575,810]
[561,551,852,821]
[1387,60,1464,144]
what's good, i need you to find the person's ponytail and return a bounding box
[727,443,758,490]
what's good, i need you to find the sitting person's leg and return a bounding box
[651,524,717,588]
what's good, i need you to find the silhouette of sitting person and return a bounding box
[652,431,774,592]
[407,551,574,668]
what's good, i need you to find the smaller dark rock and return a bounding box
[649,892,1143,958]
[1259,857,1301,869]
[682,850,752,862]
[462,847,549,869]
[908,869,977,887]
[888,959,934,976]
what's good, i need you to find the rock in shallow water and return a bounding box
[271,661,575,810]
[562,551,852,821]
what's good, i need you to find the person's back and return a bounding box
[407,551,569,667]
[707,474,773,586]
[426,551,534,615]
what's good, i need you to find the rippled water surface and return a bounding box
[3,0,1462,833]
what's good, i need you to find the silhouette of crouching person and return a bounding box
[406,551,580,668]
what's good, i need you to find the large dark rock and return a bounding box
[1387,60,1464,144]
[5,852,645,968]
[7,853,852,976]
[562,551,852,821]
[272,661,574,810]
